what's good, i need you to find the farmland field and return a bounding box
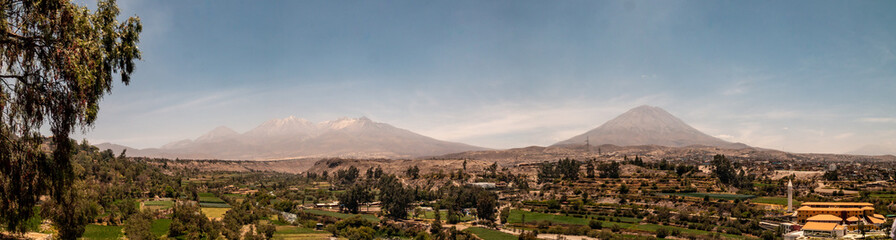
[751,197,799,206]
[466,227,516,240]
[198,192,227,203]
[151,219,172,237]
[80,224,122,240]
[201,207,230,219]
[301,209,380,223]
[660,192,756,200]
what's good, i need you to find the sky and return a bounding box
[72,0,896,154]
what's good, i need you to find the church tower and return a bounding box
[787,180,793,212]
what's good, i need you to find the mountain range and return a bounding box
[98,105,893,161]
[96,117,487,160]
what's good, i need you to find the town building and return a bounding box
[795,202,887,231]
[801,222,846,238]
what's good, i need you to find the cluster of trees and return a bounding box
[710,154,754,189]
[538,158,582,183]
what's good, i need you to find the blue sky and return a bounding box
[74,0,896,154]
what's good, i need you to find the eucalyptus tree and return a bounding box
[1,0,141,236]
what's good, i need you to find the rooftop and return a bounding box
[806,214,843,222]
[797,206,865,212]
[801,202,873,207]
[802,222,842,231]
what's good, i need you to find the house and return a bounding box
[801,222,846,238]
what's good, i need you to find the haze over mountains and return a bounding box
[97,117,487,160]
[553,105,748,149]
[96,105,895,161]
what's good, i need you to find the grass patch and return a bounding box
[150,219,172,238]
[466,227,516,240]
[201,207,230,219]
[751,197,799,206]
[80,224,123,240]
[198,193,227,204]
[199,202,231,208]
[301,209,380,223]
[659,192,756,200]
[507,209,590,225]
[143,200,174,210]
[870,193,896,199]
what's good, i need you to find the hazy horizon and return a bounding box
[72,0,896,154]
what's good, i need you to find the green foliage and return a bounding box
[338,183,373,214]
[537,158,582,183]
[598,161,621,178]
[1,0,141,233]
[328,216,376,240]
[655,227,669,238]
[81,224,123,240]
[41,181,100,239]
[378,174,413,219]
[337,166,361,185]
[406,165,420,179]
[710,155,754,189]
[168,203,220,239]
[124,210,153,240]
[150,219,172,238]
[499,208,510,224]
[476,190,498,221]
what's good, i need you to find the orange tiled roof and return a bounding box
[797,206,864,212]
[846,216,860,222]
[868,217,885,224]
[861,206,874,210]
[802,222,841,231]
[807,214,843,222]
[801,202,873,207]
[873,214,884,219]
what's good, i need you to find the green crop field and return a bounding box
[151,219,172,238]
[660,192,756,200]
[198,192,227,203]
[508,209,590,225]
[143,200,174,210]
[80,224,122,240]
[301,209,380,223]
[507,210,639,226]
[870,193,896,199]
[466,227,516,240]
[751,197,800,206]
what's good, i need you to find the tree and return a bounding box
[598,161,620,178]
[711,154,736,184]
[336,166,360,185]
[487,162,498,178]
[475,190,497,221]
[338,183,372,214]
[585,159,595,178]
[1,0,141,233]
[499,207,510,224]
[556,158,581,180]
[406,165,420,180]
[378,175,412,219]
[124,210,154,240]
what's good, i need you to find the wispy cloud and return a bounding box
[858,117,896,123]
